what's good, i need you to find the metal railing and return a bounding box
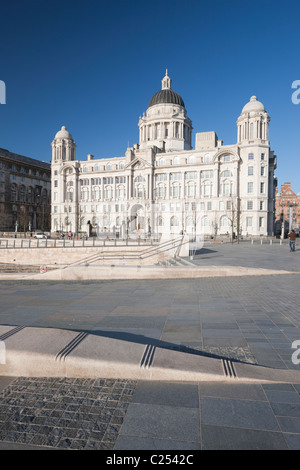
[0,236,160,249]
[65,236,185,266]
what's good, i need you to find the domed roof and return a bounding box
[148,89,185,108]
[242,96,265,114]
[55,126,73,140]
[148,70,185,109]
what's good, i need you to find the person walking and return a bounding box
[288,229,296,252]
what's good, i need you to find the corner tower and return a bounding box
[138,71,193,152]
[237,96,270,145]
[51,126,76,162]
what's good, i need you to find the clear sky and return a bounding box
[0,0,299,192]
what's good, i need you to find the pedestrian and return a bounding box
[68,231,72,240]
[288,229,296,252]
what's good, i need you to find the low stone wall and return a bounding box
[0,236,189,267]
[0,245,155,265]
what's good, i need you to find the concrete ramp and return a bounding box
[1,325,300,384]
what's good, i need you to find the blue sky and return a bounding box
[0,0,299,192]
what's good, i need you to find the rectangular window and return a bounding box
[260,166,265,176]
[259,217,264,228]
[226,201,231,210]
[54,180,58,187]
[219,201,224,211]
[248,182,253,194]
[261,153,265,160]
[260,182,265,194]
[248,166,254,176]
[260,201,264,210]
[247,200,253,210]
[207,202,212,210]
[248,153,254,160]
[246,217,252,227]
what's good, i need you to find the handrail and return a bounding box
[66,236,185,266]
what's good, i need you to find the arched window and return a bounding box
[170,216,179,227]
[106,163,112,171]
[19,185,25,203]
[158,158,165,167]
[201,181,212,197]
[11,184,17,202]
[92,186,100,201]
[67,187,73,202]
[220,215,231,228]
[186,182,196,197]
[119,162,124,170]
[83,165,88,172]
[204,154,211,163]
[157,216,164,227]
[135,176,145,182]
[220,170,232,178]
[186,216,194,228]
[117,185,125,199]
[170,183,180,198]
[136,184,144,198]
[27,187,34,203]
[221,180,231,196]
[81,187,89,201]
[201,216,210,227]
[116,216,123,226]
[173,156,179,165]
[250,122,254,139]
[188,155,195,164]
[104,185,113,199]
[157,184,166,198]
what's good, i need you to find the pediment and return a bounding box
[125,157,153,170]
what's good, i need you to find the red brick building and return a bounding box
[275,182,300,235]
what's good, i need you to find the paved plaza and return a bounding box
[0,241,299,450]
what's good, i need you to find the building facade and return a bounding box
[51,71,277,238]
[275,182,300,236]
[0,148,51,233]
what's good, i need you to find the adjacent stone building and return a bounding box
[0,148,51,233]
[51,71,277,238]
[275,182,300,235]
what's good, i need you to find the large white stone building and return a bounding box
[51,71,277,239]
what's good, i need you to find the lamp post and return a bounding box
[281,200,285,240]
